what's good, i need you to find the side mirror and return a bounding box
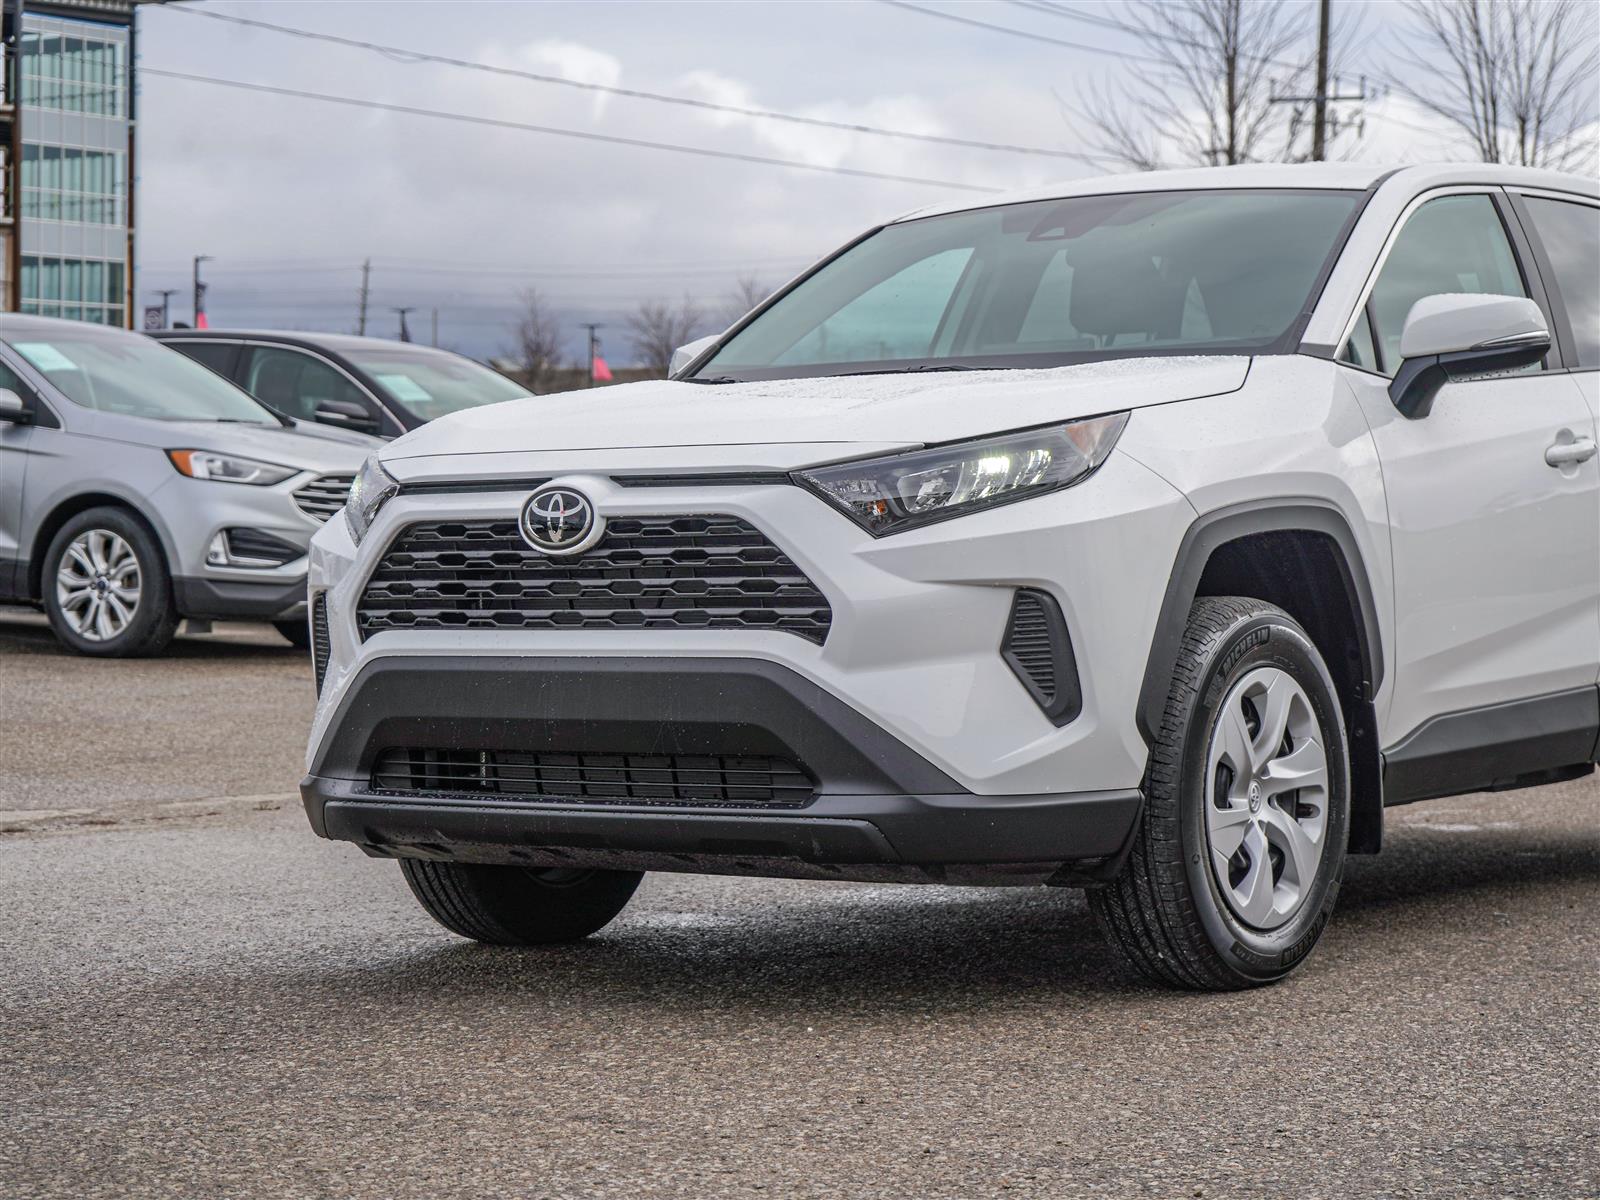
[1390,294,1550,420]
[669,334,721,379]
[315,398,380,434]
[0,388,30,424]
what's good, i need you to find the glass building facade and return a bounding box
[16,10,132,326]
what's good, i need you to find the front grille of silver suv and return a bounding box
[356,514,834,643]
[293,474,355,522]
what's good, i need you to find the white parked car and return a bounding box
[300,163,1598,989]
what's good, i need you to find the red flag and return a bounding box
[196,311,209,330]
[592,354,613,383]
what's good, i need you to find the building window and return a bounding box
[20,144,126,227]
[20,255,125,327]
[20,26,127,118]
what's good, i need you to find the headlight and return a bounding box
[166,449,297,486]
[795,414,1128,536]
[345,454,399,545]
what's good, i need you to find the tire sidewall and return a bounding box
[1178,610,1350,981]
[43,508,174,657]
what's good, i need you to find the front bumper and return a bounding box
[305,451,1193,798]
[300,655,1143,884]
[173,575,307,620]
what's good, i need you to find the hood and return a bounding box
[85,412,373,475]
[382,356,1249,463]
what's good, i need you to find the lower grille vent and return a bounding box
[1001,589,1082,726]
[371,748,816,808]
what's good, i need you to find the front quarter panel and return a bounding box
[1116,356,1394,726]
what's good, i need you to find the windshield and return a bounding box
[6,330,277,422]
[696,189,1360,381]
[344,348,530,419]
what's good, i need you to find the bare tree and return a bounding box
[511,288,564,393]
[1074,0,1309,169]
[1391,0,1598,171]
[627,295,705,377]
[717,275,772,329]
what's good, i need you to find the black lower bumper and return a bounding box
[173,575,307,620]
[302,655,1143,885]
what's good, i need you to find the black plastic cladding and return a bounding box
[357,514,834,643]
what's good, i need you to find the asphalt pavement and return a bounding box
[2,609,1597,1199]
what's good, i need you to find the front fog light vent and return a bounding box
[1001,589,1082,726]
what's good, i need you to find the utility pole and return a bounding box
[581,323,603,388]
[356,258,371,335]
[192,255,213,328]
[1269,0,1365,162]
[430,307,438,347]
[392,306,415,343]
[1311,0,1330,161]
[155,289,179,329]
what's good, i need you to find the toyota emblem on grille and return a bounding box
[519,486,600,554]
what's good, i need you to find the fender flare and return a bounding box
[1135,499,1385,745]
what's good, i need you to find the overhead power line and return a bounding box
[876,0,1173,67]
[141,68,1004,194]
[161,4,1115,165]
[1000,0,1306,72]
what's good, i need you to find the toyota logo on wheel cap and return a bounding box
[519,485,600,554]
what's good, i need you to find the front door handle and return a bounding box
[1545,436,1598,468]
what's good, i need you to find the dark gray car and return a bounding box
[151,330,531,437]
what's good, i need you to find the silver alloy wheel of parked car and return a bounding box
[55,529,142,643]
[1204,667,1330,931]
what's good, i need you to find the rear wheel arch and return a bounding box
[1137,501,1386,853]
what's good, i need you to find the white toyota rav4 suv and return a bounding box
[301,163,1599,989]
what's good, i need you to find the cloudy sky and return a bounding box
[131,0,1590,363]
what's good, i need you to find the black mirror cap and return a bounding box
[315,400,381,432]
[1389,331,1552,420]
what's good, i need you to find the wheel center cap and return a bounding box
[1247,780,1263,813]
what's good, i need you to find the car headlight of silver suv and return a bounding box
[345,454,399,545]
[795,413,1129,536]
[166,449,297,486]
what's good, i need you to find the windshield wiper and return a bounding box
[684,375,740,385]
[836,363,991,377]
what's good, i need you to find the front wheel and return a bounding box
[42,507,179,658]
[1091,596,1350,989]
[399,860,643,945]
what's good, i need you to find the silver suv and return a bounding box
[0,315,373,656]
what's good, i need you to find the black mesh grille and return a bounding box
[1001,589,1082,726]
[370,748,816,808]
[356,515,832,643]
[311,593,331,695]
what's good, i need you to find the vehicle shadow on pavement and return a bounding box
[0,615,303,660]
[296,821,1597,1010]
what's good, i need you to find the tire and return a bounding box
[399,860,644,945]
[1091,596,1350,989]
[42,506,180,658]
[273,618,311,649]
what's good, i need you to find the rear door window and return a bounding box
[165,340,241,379]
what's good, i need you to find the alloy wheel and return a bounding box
[1203,667,1330,930]
[56,529,142,643]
